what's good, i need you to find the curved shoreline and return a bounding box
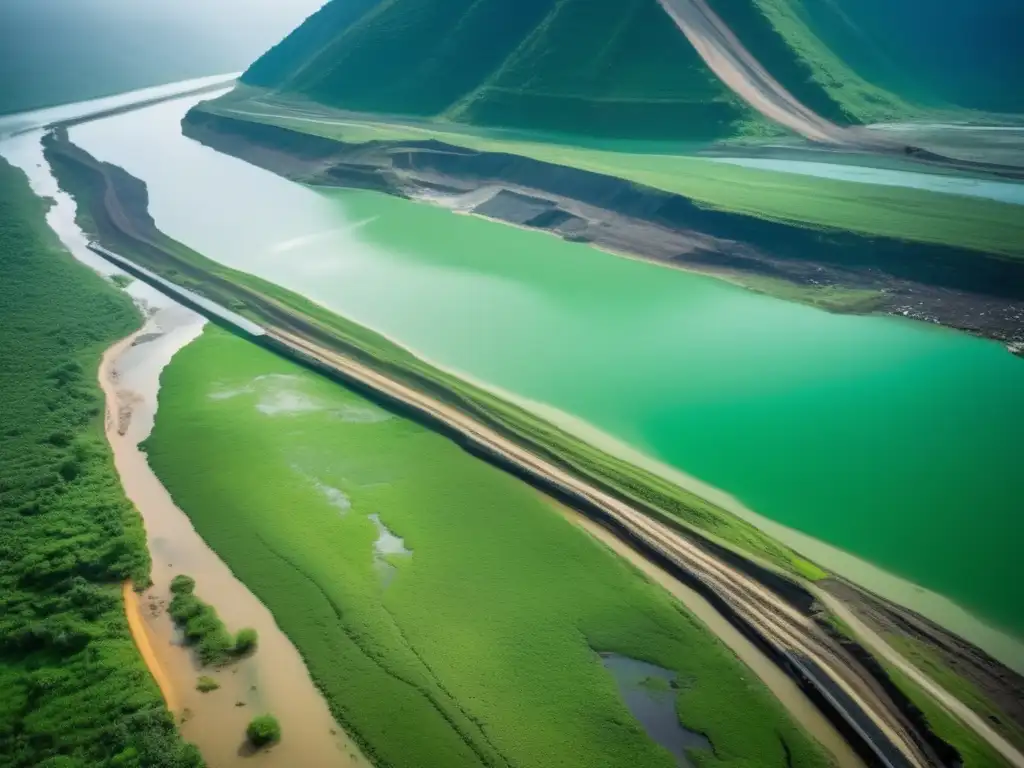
[122,580,180,712]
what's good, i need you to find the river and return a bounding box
[16,89,1024,671]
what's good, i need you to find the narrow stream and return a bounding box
[0,128,367,768]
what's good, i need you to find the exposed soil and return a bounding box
[820,579,1024,753]
[181,110,1024,352]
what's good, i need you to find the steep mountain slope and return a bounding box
[241,0,1021,141]
[242,0,771,140]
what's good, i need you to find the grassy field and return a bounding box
[0,158,200,766]
[201,91,1024,259]
[145,325,833,768]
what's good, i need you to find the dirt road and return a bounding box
[655,0,847,143]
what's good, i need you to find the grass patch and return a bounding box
[195,676,220,693]
[145,325,833,768]
[168,575,258,666]
[639,676,673,694]
[108,273,134,289]
[0,157,201,766]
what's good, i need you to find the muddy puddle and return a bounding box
[102,306,367,767]
[557,504,864,768]
[600,653,712,767]
[369,513,411,588]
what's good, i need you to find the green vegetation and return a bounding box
[246,715,281,748]
[201,91,1024,259]
[0,158,200,766]
[168,575,258,665]
[145,326,832,768]
[745,0,1024,116]
[195,676,220,693]
[639,676,673,694]
[884,665,1010,768]
[109,273,134,289]
[885,634,1024,752]
[711,0,918,124]
[233,628,259,655]
[243,0,765,140]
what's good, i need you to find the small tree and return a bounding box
[246,715,281,748]
[234,628,258,655]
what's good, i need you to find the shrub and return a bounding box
[196,676,220,693]
[233,628,258,655]
[246,715,281,748]
[168,574,234,665]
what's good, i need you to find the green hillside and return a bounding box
[242,0,1021,140]
[242,0,771,140]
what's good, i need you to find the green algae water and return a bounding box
[69,94,1024,647]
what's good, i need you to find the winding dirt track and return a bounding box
[655,0,847,143]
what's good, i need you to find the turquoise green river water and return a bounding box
[70,95,1024,647]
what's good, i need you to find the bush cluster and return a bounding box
[168,575,258,665]
[246,715,281,748]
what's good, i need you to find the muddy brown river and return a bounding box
[100,296,367,767]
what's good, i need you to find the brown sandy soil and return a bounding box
[123,580,180,712]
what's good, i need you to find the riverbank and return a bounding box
[181,105,1024,350]
[123,580,179,712]
[96,304,366,768]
